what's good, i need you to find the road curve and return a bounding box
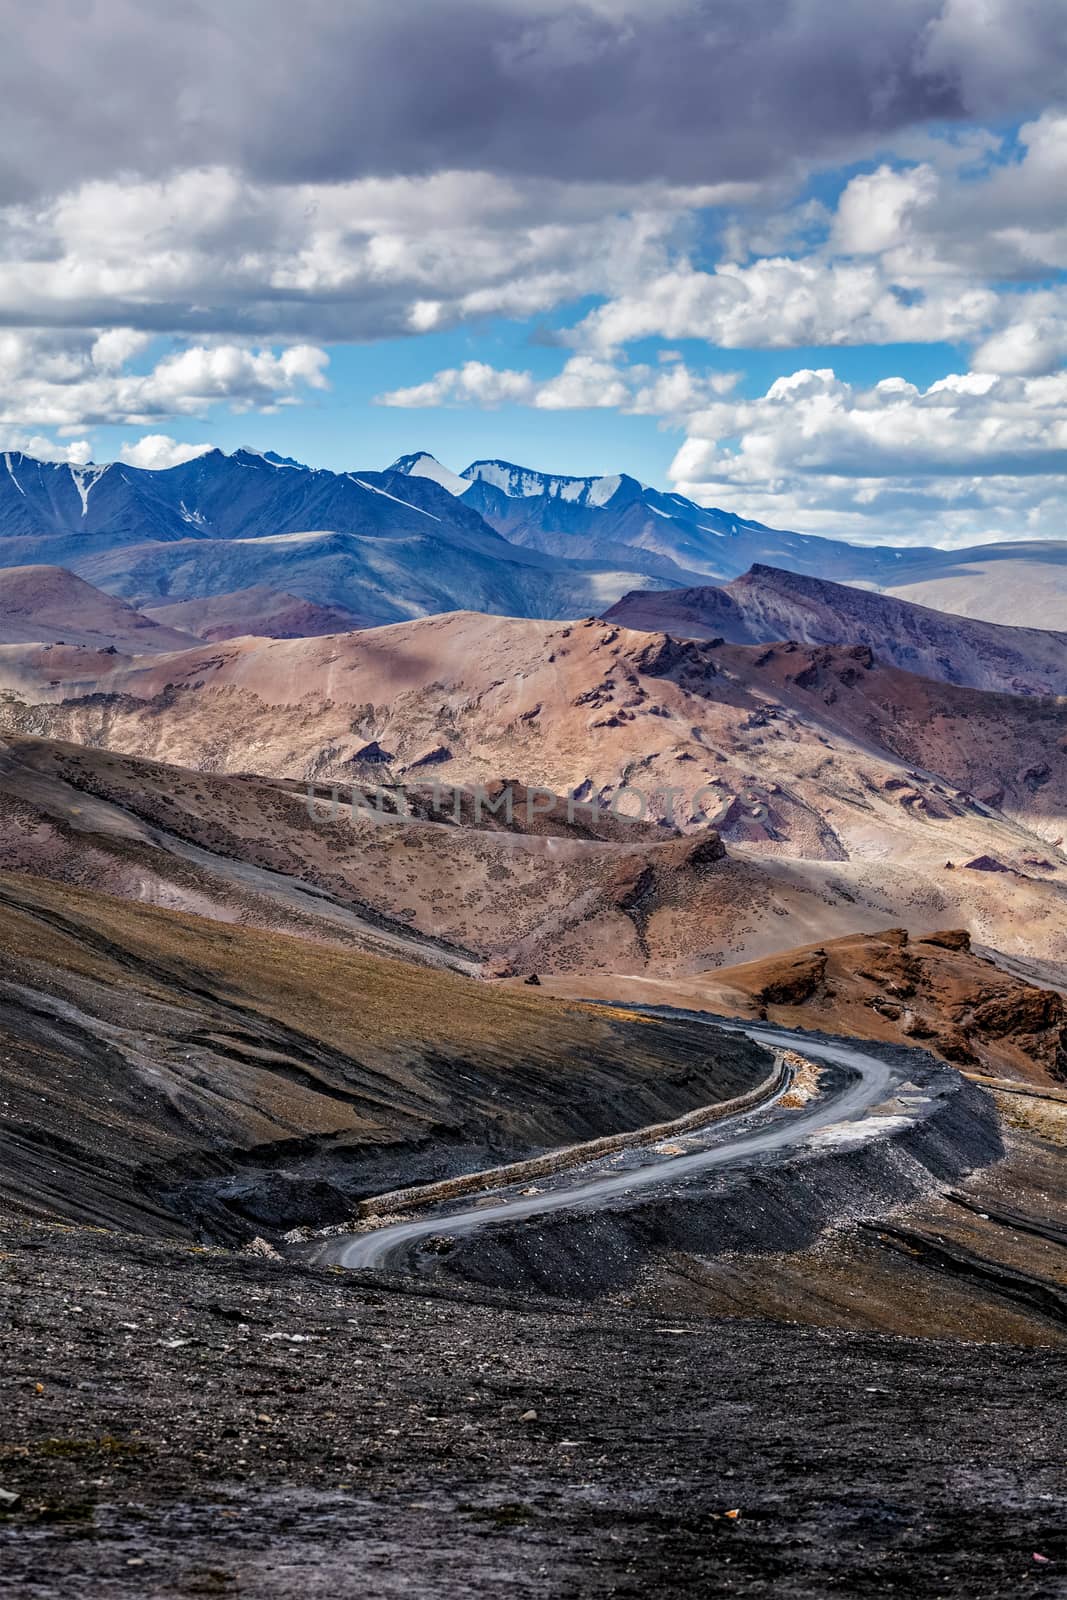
[321,1025,898,1272]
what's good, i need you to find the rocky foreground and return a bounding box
[1,739,1065,1596]
[0,1219,1064,1599]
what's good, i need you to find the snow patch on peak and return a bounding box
[69,463,109,517]
[462,460,630,507]
[4,453,26,495]
[390,452,470,497]
[179,499,207,527]
[232,446,311,472]
[586,473,622,508]
[463,460,575,499]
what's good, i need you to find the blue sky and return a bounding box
[2,1,1066,548]
[83,329,975,488]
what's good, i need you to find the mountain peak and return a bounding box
[461,459,638,508]
[233,446,310,471]
[389,451,470,497]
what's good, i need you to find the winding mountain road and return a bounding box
[323,1025,902,1272]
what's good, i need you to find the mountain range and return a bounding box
[2,607,1065,980]
[398,453,1067,629]
[0,447,669,625]
[603,564,1067,698]
[2,446,1065,629]
[405,452,917,585]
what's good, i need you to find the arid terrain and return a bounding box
[2,600,1065,976]
[1,570,1065,1598]
[605,562,1067,696]
[0,565,197,652]
[7,4,1067,1592]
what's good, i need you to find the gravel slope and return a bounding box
[0,1221,1064,1598]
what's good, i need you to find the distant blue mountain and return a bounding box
[413,455,931,585]
[3,445,1065,631]
[0,447,681,623]
[0,447,505,557]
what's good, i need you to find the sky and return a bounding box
[2,0,1067,548]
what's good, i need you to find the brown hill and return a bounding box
[0,732,848,980]
[2,728,1067,985]
[604,564,1067,698]
[1,607,1063,844]
[0,564,196,652]
[144,583,372,642]
[0,613,1065,973]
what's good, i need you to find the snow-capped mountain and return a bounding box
[457,458,786,584]
[390,453,1067,626]
[394,451,909,585]
[0,448,678,624]
[0,447,505,561]
[389,451,472,498]
[3,446,1066,633]
[463,460,632,508]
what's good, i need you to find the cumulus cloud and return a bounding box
[571,258,1003,352]
[118,435,217,470]
[3,0,1065,205]
[0,330,329,432]
[828,113,1067,282]
[971,313,1067,376]
[90,328,153,370]
[377,355,738,414]
[831,164,941,256]
[0,0,1064,485]
[0,432,92,465]
[0,110,1062,372]
[0,167,696,344]
[566,114,1067,365]
[671,366,1067,545]
[380,361,538,408]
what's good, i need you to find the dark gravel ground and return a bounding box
[0,1219,1064,1598]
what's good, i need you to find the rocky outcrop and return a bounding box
[690,927,1067,1088]
[964,855,1011,873]
[754,950,828,1007]
[920,929,971,952]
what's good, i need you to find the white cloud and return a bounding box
[379,360,538,408]
[831,164,940,256]
[830,113,1067,282]
[90,327,152,370]
[0,105,1062,519]
[0,119,1061,398]
[971,310,1067,376]
[565,116,1067,366]
[0,166,706,345]
[0,330,329,432]
[670,367,1067,546]
[118,434,216,470]
[534,355,631,410]
[0,432,92,464]
[377,355,739,415]
[570,258,1003,353]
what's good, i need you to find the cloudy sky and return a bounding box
[3,0,1067,546]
